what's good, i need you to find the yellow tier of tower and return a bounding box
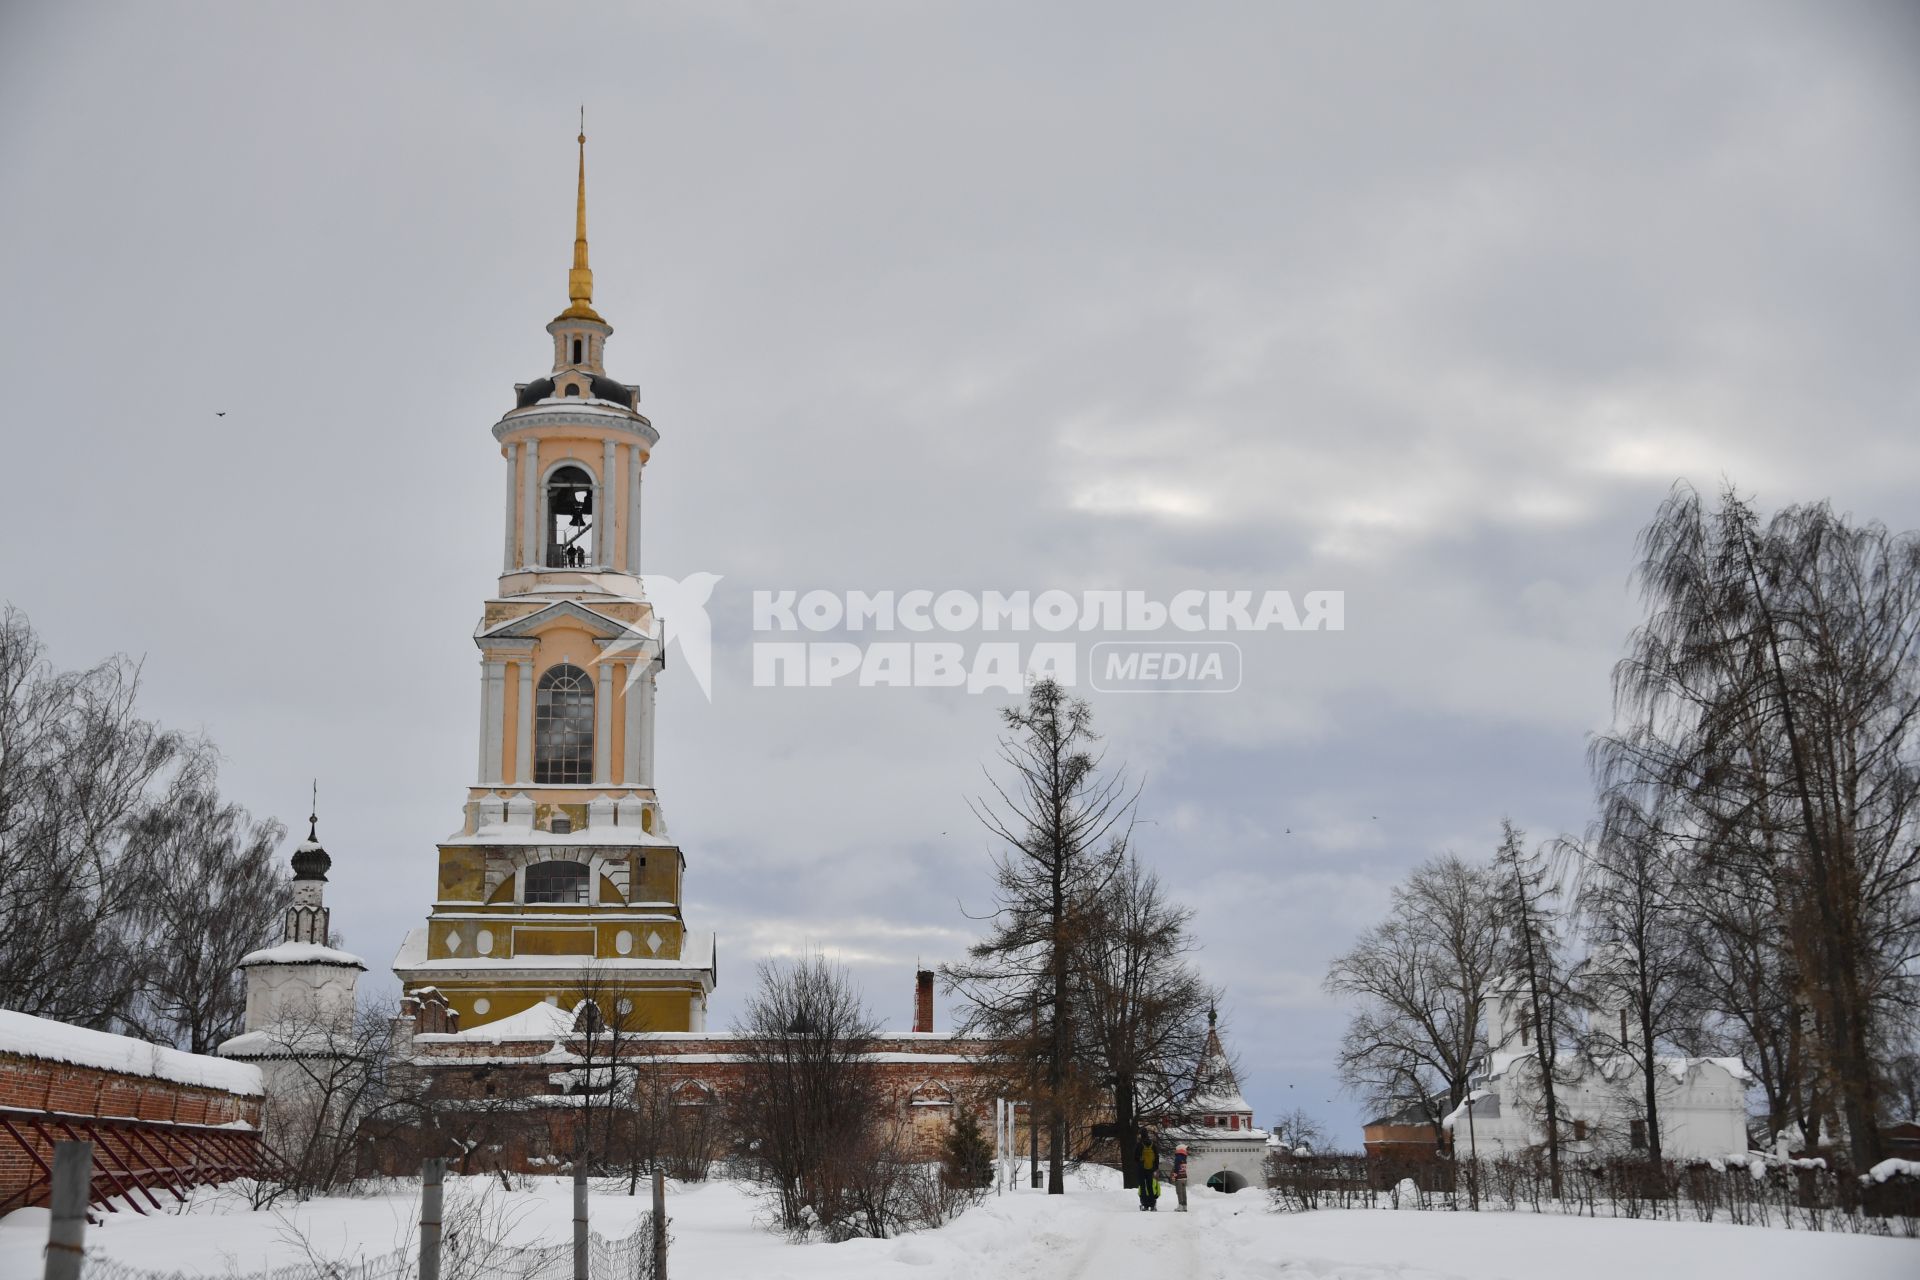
[392,124,715,1035]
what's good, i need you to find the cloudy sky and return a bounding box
[3,2,1916,1141]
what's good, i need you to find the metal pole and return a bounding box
[1465,1095,1479,1211]
[573,1163,589,1280]
[651,1167,667,1280]
[1028,1102,1041,1188]
[43,1141,91,1280]
[420,1157,445,1280]
[998,1097,1013,1197]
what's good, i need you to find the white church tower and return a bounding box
[222,804,366,1058]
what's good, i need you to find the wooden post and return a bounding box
[573,1163,589,1280]
[44,1141,91,1280]
[651,1168,667,1280]
[420,1157,445,1280]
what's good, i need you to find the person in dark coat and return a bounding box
[1135,1130,1160,1211]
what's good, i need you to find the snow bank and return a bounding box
[5,1167,1913,1280]
[0,1009,262,1095]
[1866,1158,1920,1183]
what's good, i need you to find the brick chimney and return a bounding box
[914,969,935,1033]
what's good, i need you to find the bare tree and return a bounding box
[0,606,194,1026]
[249,998,400,1200]
[561,963,652,1172]
[0,606,290,1047]
[943,678,1133,1194]
[123,775,289,1052]
[1327,853,1502,1133]
[1074,852,1216,1188]
[1493,819,1574,1199]
[1601,484,1920,1167]
[1267,1106,1327,1156]
[726,953,882,1237]
[1572,788,1701,1179]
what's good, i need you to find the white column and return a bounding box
[520,439,540,569]
[598,439,616,568]
[626,447,643,576]
[501,444,518,572]
[516,662,536,785]
[594,657,613,786]
[483,660,508,785]
[476,659,491,783]
[621,659,645,785]
[639,664,657,787]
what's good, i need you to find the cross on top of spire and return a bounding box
[292,778,332,882]
[557,110,604,324]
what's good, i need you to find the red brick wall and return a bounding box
[387,1031,997,1174]
[0,1052,263,1213]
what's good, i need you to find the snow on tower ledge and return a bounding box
[239,941,367,969]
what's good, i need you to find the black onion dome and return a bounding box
[291,815,332,882]
[516,377,556,408]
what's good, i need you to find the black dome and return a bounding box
[589,373,635,406]
[291,838,331,882]
[515,374,634,409]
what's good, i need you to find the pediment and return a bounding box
[478,600,649,645]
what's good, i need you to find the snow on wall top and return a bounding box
[0,1009,263,1095]
[238,941,367,969]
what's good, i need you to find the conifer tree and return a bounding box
[943,678,1134,1194]
[1493,819,1573,1199]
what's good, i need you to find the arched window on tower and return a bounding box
[572,337,583,364]
[534,664,595,783]
[526,859,591,905]
[545,465,595,568]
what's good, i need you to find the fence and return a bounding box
[1265,1150,1920,1237]
[35,1145,669,1280]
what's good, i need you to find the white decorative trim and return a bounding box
[515,663,535,785]
[599,439,616,568]
[492,407,658,448]
[502,445,518,573]
[482,660,508,785]
[593,662,613,786]
[626,443,642,575]
[519,440,540,569]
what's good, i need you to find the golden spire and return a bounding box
[559,108,604,323]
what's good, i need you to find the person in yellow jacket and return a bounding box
[1135,1130,1161,1211]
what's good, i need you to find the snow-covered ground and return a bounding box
[0,1168,1912,1280]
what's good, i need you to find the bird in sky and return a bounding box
[215,411,226,417]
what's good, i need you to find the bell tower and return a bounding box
[392,123,716,1034]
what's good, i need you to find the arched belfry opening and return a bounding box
[545,465,595,568]
[526,858,591,905]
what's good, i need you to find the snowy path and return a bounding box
[925,1184,1425,1280]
